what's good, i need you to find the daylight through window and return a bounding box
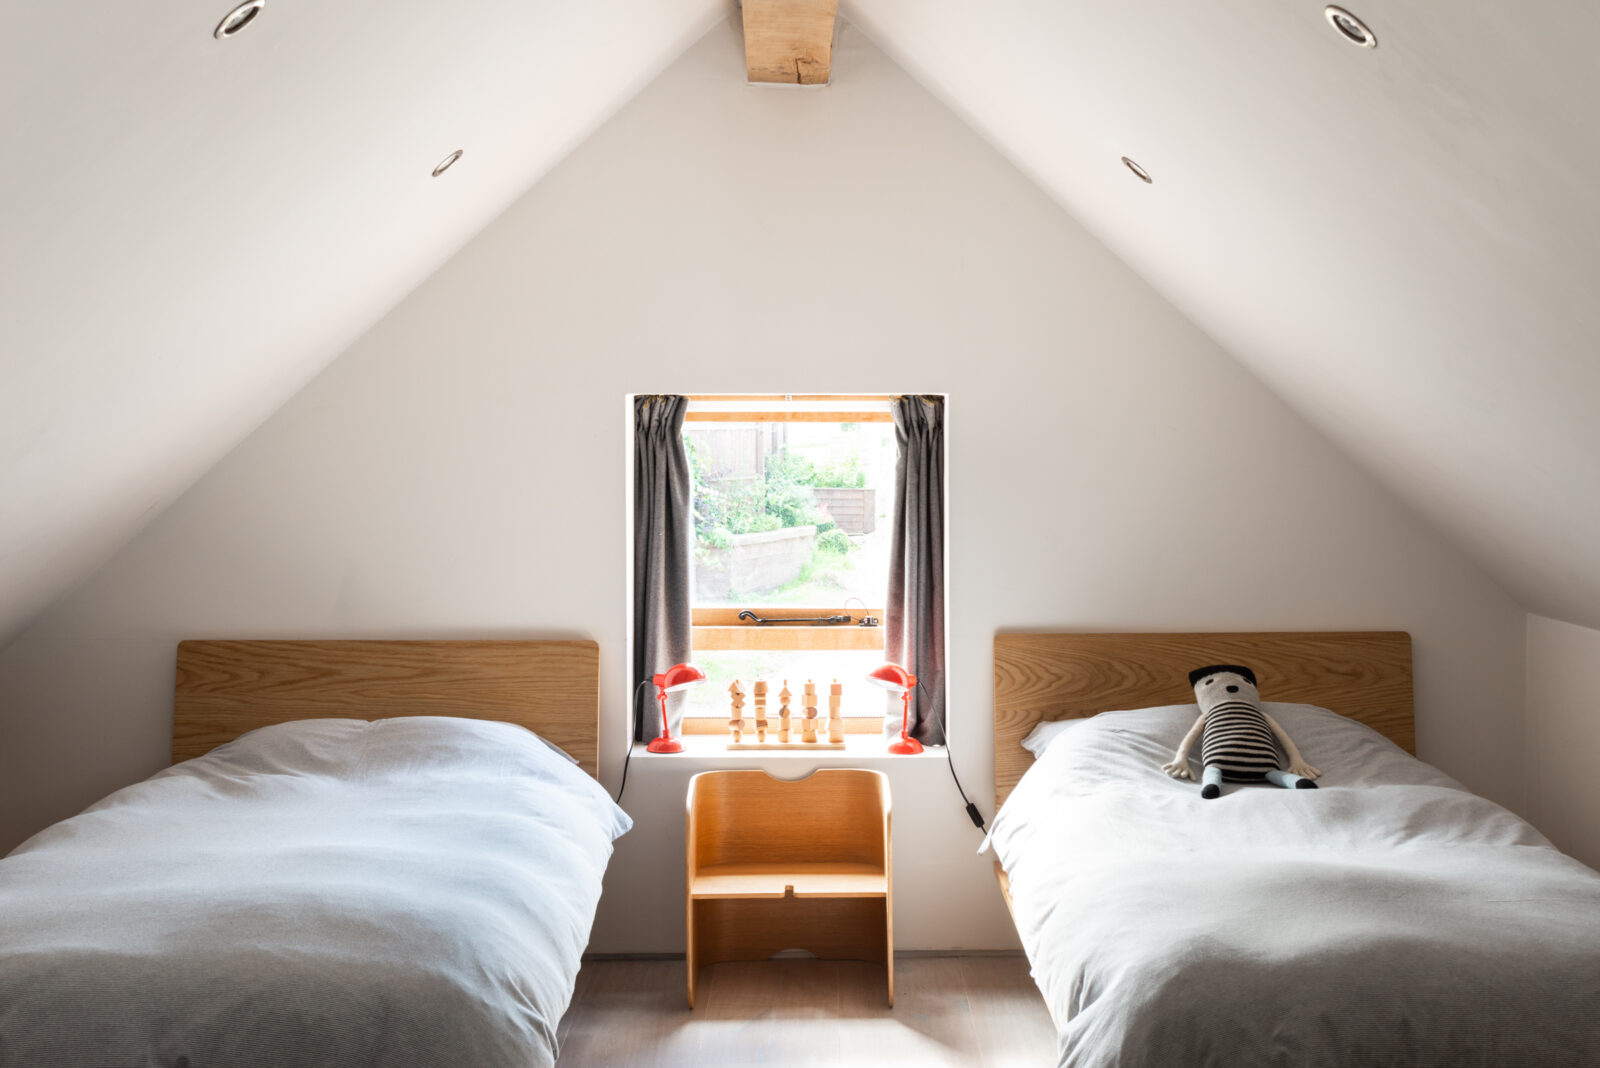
[681,397,895,724]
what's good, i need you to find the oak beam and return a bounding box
[742,0,839,86]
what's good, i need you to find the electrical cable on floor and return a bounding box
[614,679,651,805]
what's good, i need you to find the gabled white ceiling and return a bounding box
[6,0,1600,647]
[845,0,1600,629]
[0,0,723,647]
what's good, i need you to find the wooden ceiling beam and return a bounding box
[741,0,839,86]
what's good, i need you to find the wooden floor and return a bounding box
[556,956,1057,1067]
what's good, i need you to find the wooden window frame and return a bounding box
[691,606,888,652]
[683,394,896,424]
[684,410,894,423]
[687,608,888,726]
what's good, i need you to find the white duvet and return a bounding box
[0,716,631,1068]
[991,703,1600,1068]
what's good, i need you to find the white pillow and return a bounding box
[1021,717,1091,758]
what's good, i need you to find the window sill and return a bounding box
[632,731,950,763]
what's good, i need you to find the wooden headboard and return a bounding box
[175,640,600,777]
[993,631,1413,810]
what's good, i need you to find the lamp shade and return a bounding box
[866,662,916,693]
[654,662,708,693]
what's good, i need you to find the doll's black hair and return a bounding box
[1187,664,1258,688]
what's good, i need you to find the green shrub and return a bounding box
[687,434,830,554]
[813,457,867,488]
[764,452,825,528]
[816,528,855,555]
[765,451,816,487]
[745,512,781,533]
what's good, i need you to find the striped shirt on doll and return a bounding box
[1162,664,1323,799]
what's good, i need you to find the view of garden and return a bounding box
[681,421,896,720]
[684,422,894,608]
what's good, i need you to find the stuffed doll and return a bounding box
[1162,664,1321,799]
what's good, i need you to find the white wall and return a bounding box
[1525,614,1600,870]
[0,17,1531,950]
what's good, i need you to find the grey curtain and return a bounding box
[632,395,692,742]
[885,395,946,745]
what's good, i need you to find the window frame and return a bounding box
[681,395,895,725]
[690,606,888,652]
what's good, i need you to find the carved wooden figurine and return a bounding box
[802,680,819,743]
[753,680,767,746]
[779,681,792,743]
[728,680,745,744]
[829,679,845,744]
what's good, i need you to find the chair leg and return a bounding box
[885,904,895,1006]
[687,906,698,1009]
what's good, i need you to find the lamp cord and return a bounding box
[614,679,651,805]
[916,678,986,833]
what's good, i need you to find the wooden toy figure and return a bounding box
[779,681,792,743]
[753,680,768,746]
[755,685,769,742]
[728,680,745,744]
[802,680,819,743]
[828,679,845,744]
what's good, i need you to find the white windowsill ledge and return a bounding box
[631,731,950,763]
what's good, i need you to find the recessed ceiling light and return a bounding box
[1324,6,1377,48]
[213,0,266,40]
[1121,157,1152,184]
[432,150,464,178]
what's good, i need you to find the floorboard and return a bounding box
[555,955,1056,1067]
[959,956,1060,1068]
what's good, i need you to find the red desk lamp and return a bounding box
[867,662,923,754]
[647,662,707,754]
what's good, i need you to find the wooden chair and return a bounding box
[685,768,893,1007]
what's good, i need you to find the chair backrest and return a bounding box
[687,769,889,870]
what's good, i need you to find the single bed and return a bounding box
[0,639,627,1068]
[991,631,1600,1067]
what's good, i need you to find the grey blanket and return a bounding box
[990,703,1600,1068]
[0,717,631,1068]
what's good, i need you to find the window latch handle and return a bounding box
[736,610,859,626]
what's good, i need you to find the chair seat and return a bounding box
[690,862,887,899]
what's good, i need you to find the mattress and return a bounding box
[0,716,631,1068]
[990,703,1600,1068]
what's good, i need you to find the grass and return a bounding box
[765,546,854,605]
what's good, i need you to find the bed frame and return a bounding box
[993,630,1413,812]
[174,639,600,778]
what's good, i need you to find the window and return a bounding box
[679,395,895,728]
